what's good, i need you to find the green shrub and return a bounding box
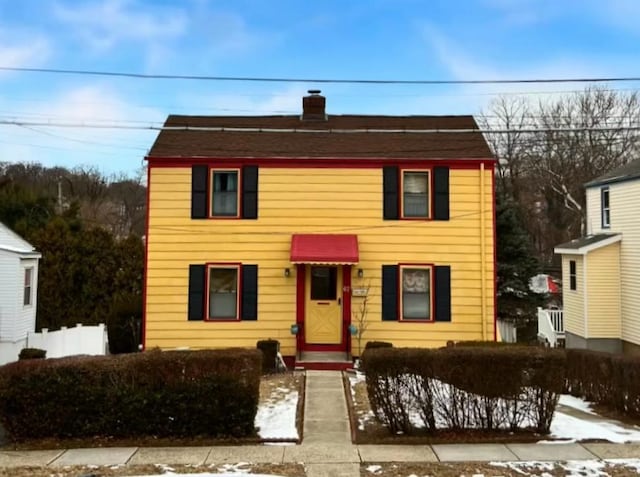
[256,339,279,373]
[18,348,46,360]
[363,346,565,435]
[0,348,261,441]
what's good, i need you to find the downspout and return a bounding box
[480,163,487,341]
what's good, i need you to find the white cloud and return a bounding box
[52,0,187,52]
[0,25,50,72]
[0,85,164,174]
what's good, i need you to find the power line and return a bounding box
[2,66,640,85]
[3,119,640,134]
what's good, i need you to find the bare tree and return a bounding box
[482,87,640,265]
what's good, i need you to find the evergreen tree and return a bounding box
[496,190,543,324]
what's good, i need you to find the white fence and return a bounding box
[497,319,517,343]
[537,307,564,347]
[27,323,108,359]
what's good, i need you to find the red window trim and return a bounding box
[398,263,434,323]
[400,169,432,221]
[209,168,242,220]
[204,262,242,322]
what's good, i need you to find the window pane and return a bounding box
[403,172,429,217]
[310,266,337,300]
[23,286,31,306]
[402,268,430,319]
[212,171,238,216]
[209,268,237,319]
[24,268,31,286]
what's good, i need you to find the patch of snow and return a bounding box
[365,464,382,473]
[605,458,640,472]
[129,471,282,477]
[348,371,375,431]
[559,394,597,414]
[255,387,299,440]
[549,410,640,443]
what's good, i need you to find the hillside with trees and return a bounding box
[0,162,145,353]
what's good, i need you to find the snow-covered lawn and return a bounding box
[255,373,300,441]
[349,370,640,443]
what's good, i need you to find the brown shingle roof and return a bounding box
[148,114,493,159]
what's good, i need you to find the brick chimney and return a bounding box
[302,90,326,121]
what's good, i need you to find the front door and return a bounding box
[305,266,343,344]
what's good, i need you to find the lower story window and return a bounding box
[401,266,432,320]
[208,266,239,319]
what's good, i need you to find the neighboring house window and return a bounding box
[601,187,610,228]
[207,266,239,320]
[400,266,432,320]
[187,263,258,321]
[23,268,33,306]
[211,170,239,217]
[402,171,430,218]
[381,264,451,322]
[569,260,577,291]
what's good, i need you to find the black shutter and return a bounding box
[381,265,399,321]
[241,265,258,320]
[188,264,206,320]
[383,166,399,220]
[434,265,451,322]
[433,166,450,221]
[191,165,209,219]
[242,166,258,219]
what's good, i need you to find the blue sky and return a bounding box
[1,0,639,176]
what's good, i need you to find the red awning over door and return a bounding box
[290,234,359,265]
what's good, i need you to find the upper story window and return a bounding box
[191,165,258,220]
[383,166,448,221]
[569,260,577,291]
[601,187,610,229]
[23,267,33,306]
[211,170,239,217]
[402,170,430,218]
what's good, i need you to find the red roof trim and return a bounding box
[290,234,359,264]
[147,157,495,169]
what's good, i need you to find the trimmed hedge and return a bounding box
[364,341,393,350]
[362,346,565,435]
[0,348,261,441]
[565,349,640,419]
[18,348,46,360]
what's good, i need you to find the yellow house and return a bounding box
[556,158,640,355]
[143,91,496,366]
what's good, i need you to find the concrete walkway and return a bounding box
[1,370,640,475]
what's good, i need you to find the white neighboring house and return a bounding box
[0,222,41,365]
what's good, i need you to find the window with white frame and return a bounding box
[208,266,239,319]
[601,187,610,228]
[400,266,431,320]
[569,260,577,291]
[23,267,33,306]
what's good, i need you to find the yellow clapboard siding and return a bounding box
[562,256,585,338]
[586,243,621,338]
[146,166,495,351]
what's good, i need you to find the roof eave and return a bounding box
[554,234,622,255]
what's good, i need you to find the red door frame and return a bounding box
[295,264,352,352]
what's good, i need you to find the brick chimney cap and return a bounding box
[307,89,322,95]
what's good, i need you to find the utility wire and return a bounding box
[2,66,640,85]
[3,119,640,134]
